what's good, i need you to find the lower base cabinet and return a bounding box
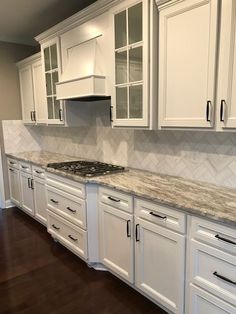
[99,203,134,283]
[33,176,47,224]
[189,284,236,314]
[8,165,21,206]
[135,217,185,314]
[47,210,88,259]
[19,170,34,216]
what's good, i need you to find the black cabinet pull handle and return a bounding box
[149,212,167,220]
[35,170,43,174]
[28,178,31,188]
[68,235,78,241]
[213,271,236,285]
[50,199,59,204]
[34,111,36,121]
[59,109,63,121]
[135,224,140,242]
[127,220,131,238]
[67,207,76,213]
[21,166,28,169]
[52,224,60,230]
[206,100,212,122]
[215,234,236,245]
[108,196,120,202]
[220,100,226,122]
[31,179,34,190]
[9,168,14,172]
[10,161,15,165]
[110,105,113,122]
[30,111,33,121]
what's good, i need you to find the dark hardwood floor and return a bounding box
[0,207,167,314]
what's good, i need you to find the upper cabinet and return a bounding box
[18,53,47,125]
[111,0,158,128]
[217,0,236,130]
[157,0,236,131]
[158,0,219,129]
[41,38,64,125]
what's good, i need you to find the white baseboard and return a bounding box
[5,199,15,208]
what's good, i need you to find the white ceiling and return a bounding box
[0,0,97,46]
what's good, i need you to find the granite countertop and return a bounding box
[6,151,236,226]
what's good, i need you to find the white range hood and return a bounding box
[56,37,109,101]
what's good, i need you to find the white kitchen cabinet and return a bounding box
[111,0,157,128]
[189,284,236,314]
[41,38,65,125]
[19,170,34,216]
[18,53,47,125]
[99,203,134,283]
[158,0,219,128]
[135,217,185,314]
[216,0,236,129]
[32,167,47,225]
[8,163,21,207]
[187,216,236,314]
[18,65,35,124]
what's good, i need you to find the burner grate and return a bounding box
[47,160,125,177]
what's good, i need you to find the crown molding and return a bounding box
[16,52,41,67]
[35,0,123,44]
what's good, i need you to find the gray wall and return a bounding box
[0,41,37,202]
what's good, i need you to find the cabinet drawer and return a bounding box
[46,172,85,199]
[32,165,45,179]
[99,187,133,213]
[19,161,31,173]
[190,216,236,255]
[190,239,236,306]
[135,198,186,233]
[189,284,236,314]
[47,211,87,259]
[7,158,19,169]
[47,186,87,229]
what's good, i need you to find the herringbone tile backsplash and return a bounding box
[3,120,236,189]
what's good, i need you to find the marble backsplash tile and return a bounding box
[3,120,236,189]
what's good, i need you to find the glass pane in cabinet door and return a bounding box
[115,11,127,49]
[50,44,58,70]
[44,47,50,71]
[129,85,142,118]
[116,87,128,119]
[54,98,61,119]
[129,46,142,82]
[115,50,127,84]
[52,71,59,95]
[46,73,52,95]
[47,97,54,119]
[128,3,142,44]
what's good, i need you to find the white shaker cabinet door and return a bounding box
[135,217,185,314]
[99,203,134,283]
[158,0,219,128]
[19,65,35,124]
[19,172,34,216]
[8,167,21,206]
[217,0,236,129]
[33,177,47,225]
[32,60,47,125]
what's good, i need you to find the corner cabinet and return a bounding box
[110,0,158,129]
[17,53,48,125]
[41,38,65,125]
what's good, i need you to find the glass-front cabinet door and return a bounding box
[112,0,149,127]
[41,38,64,125]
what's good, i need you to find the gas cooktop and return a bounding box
[47,160,125,177]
